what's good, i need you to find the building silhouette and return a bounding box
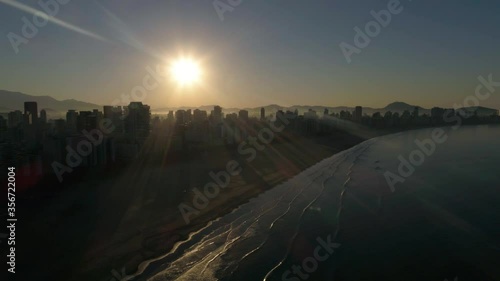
[354,106,362,122]
[66,110,78,133]
[193,109,208,123]
[40,109,47,124]
[175,110,185,124]
[0,116,7,134]
[8,110,23,128]
[24,101,38,125]
[103,106,123,133]
[213,106,223,123]
[239,110,249,121]
[125,102,151,141]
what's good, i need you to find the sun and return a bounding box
[169,58,202,86]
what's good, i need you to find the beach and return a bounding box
[16,129,366,281]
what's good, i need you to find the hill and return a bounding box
[0,90,101,112]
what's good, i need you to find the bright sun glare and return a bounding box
[170,58,201,86]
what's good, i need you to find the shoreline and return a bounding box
[128,136,379,280]
[15,124,499,280]
[15,128,367,281]
[77,130,368,281]
[118,124,500,281]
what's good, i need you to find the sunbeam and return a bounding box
[0,0,109,42]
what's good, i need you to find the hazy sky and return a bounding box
[1,0,499,109]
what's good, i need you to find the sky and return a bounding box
[0,0,499,109]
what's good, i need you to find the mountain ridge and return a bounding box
[1,90,498,116]
[0,90,101,112]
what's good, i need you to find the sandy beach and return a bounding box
[16,129,366,281]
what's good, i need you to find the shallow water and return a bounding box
[131,125,500,281]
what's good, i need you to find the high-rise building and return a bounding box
[103,106,114,119]
[66,110,78,132]
[226,113,237,121]
[125,102,151,140]
[54,119,66,135]
[213,106,223,123]
[285,110,297,120]
[40,109,47,123]
[8,110,23,128]
[78,111,92,131]
[175,110,187,124]
[276,110,286,120]
[193,109,208,123]
[239,110,249,121]
[354,106,363,122]
[260,107,266,120]
[103,106,123,132]
[0,116,7,133]
[24,101,38,125]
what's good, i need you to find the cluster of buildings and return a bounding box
[334,106,500,129]
[0,101,341,180]
[157,106,342,148]
[1,101,498,181]
[0,101,151,178]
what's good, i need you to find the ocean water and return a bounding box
[129,125,500,281]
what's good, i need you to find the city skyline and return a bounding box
[1,1,500,109]
[2,98,498,184]
[1,89,500,112]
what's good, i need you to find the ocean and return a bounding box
[129,125,500,281]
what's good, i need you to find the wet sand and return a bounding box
[16,129,366,281]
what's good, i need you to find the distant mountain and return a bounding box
[2,90,497,118]
[384,102,421,112]
[0,90,101,112]
[458,106,499,117]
